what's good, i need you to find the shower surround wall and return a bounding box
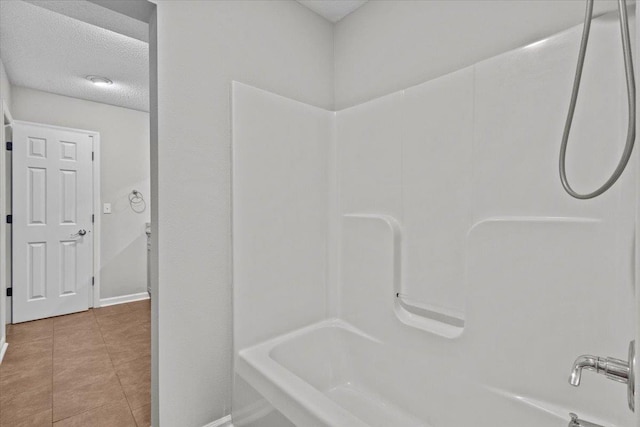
[233,10,636,427]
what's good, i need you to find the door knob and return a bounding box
[70,229,88,238]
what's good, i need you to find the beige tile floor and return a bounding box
[0,300,151,427]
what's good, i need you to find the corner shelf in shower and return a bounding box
[343,213,464,339]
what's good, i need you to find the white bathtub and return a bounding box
[237,319,580,427]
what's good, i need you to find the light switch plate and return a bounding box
[103,203,112,214]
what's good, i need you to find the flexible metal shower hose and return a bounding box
[559,0,636,199]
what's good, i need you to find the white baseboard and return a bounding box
[0,337,8,364]
[203,415,232,427]
[99,291,150,308]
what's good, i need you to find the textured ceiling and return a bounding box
[297,0,368,23]
[24,0,149,42]
[0,0,149,112]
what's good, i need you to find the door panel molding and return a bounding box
[12,120,100,322]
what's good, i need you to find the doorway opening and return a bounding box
[0,1,157,425]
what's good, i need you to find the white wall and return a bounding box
[334,0,620,109]
[0,60,12,109]
[154,1,333,426]
[149,7,159,427]
[10,86,150,300]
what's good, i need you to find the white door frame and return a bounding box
[0,99,12,360]
[12,120,101,310]
[635,5,640,421]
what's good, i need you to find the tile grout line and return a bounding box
[5,304,148,426]
[2,318,54,426]
[50,309,122,425]
[95,306,141,426]
[95,307,139,424]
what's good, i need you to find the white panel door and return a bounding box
[12,123,93,323]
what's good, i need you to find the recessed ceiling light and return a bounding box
[86,75,113,86]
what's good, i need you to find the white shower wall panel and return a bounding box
[232,81,332,351]
[336,12,634,328]
[401,67,474,319]
[466,218,629,416]
[233,10,636,426]
[336,92,403,217]
[333,12,635,425]
[472,15,628,222]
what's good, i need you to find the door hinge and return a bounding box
[91,214,94,223]
[92,276,95,286]
[5,141,12,151]
[6,215,12,224]
[6,287,12,297]
[92,151,94,161]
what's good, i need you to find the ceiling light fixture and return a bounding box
[86,75,113,86]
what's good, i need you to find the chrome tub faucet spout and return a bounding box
[569,354,629,386]
[568,340,636,412]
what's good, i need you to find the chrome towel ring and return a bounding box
[129,189,146,214]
